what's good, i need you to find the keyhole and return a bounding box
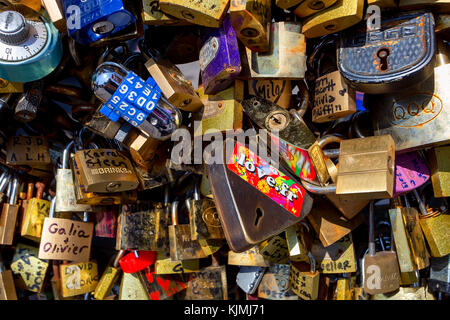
[254,207,264,226]
[377,48,390,71]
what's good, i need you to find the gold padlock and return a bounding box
[154,251,200,274]
[0,254,17,300]
[94,251,125,300]
[257,263,298,300]
[84,110,122,140]
[428,146,450,198]
[289,253,320,300]
[247,79,292,109]
[228,246,270,267]
[20,182,50,242]
[142,0,191,25]
[258,235,290,264]
[6,136,51,167]
[302,0,365,39]
[294,0,338,18]
[60,261,99,298]
[159,0,229,27]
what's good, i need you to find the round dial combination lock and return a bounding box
[0,6,62,82]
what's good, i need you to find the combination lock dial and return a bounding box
[0,5,62,82]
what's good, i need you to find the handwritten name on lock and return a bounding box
[77,149,133,174]
[6,136,51,165]
[39,218,93,262]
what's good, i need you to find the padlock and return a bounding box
[333,274,354,300]
[119,272,149,300]
[94,207,117,238]
[399,0,450,12]
[10,243,49,293]
[428,255,450,294]
[308,36,356,123]
[20,182,50,241]
[336,135,395,199]
[154,250,200,275]
[0,253,17,300]
[145,58,203,112]
[228,246,270,267]
[93,250,125,300]
[369,40,450,152]
[39,200,94,262]
[388,196,430,273]
[6,136,51,167]
[240,21,306,79]
[208,138,314,252]
[229,0,271,52]
[188,179,224,241]
[185,254,228,300]
[168,200,208,261]
[307,135,341,186]
[14,80,43,123]
[84,110,123,140]
[92,62,182,140]
[285,223,309,262]
[59,261,99,298]
[301,0,364,39]
[141,0,190,25]
[0,3,63,82]
[428,146,450,198]
[236,266,266,295]
[159,0,229,27]
[242,96,316,151]
[0,78,23,93]
[61,0,136,45]
[289,253,320,300]
[413,189,450,258]
[294,0,338,18]
[55,141,94,214]
[194,81,244,139]
[257,263,298,300]
[126,132,160,170]
[0,177,19,245]
[41,0,66,33]
[73,147,139,193]
[258,235,290,264]
[307,197,363,247]
[371,287,435,300]
[338,12,435,94]
[363,201,400,295]
[138,265,187,300]
[247,79,291,109]
[116,201,169,252]
[9,0,41,11]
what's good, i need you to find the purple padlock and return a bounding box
[199,15,241,95]
[394,152,430,197]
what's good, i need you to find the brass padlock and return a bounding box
[0,177,19,245]
[289,253,320,300]
[228,246,270,267]
[168,201,207,261]
[145,58,203,112]
[428,146,450,198]
[229,0,271,52]
[247,79,292,109]
[336,135,395,199]
[154,251,200,275]
[83,110,123,140]
[142,0,190,25]
[257,263,298,300]
[294,0,338,18]
[301,0,365,38]
[6,136,51,170]
[159,0,229,27]
[93,251,125,300]
[60,261,99,298]
[20,182,50,242]
[240,21,307,79]
[258,235,290,264]
[127,133,160,170]
[0,253,18,300]
[194,81,244,139]
[285,223,309,262]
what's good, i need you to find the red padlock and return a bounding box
[119,250,157,273]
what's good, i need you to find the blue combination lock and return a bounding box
[62,0,136,45]
[92,62,182,141]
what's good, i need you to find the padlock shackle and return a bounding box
[368,201,375,256]
[171,200,179,225]
[317,135,342,149]
[62,141,75,170]
[113,250,126,269]
[412,189,428,216]
[164,184,170,205]
[307,251,316,274]
[307,34,338,74]
[300,179,336,194]
[0,172,10,193]
[8,177,19,205]
[49,197,56,218]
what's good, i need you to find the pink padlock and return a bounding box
[393,152,430,197]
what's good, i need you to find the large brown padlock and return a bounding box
[363,201,400,295]
[20,182,50,242]
[0,177,19,245]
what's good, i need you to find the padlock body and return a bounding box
[294,0,338,18]
[258,263,298,300]
[419,213,450,257]
[363,251,400,295]
[248,79,291,109]
[0,204,19,245]
[429,146,450,198]
[60,261,99,297]
[168,224,207,261]
[185,266,228,300]
[20,198,49,241]
[289,262,320,300]
[189,198,224,240]
[55,169,94,213]
[0,270,18,300]
[94,266,120,300]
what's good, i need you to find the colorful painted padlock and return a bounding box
[394,152,430,197]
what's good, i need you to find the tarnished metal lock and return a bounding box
[334,275,354,300]
[363,201,400,295]
[369,40,450,152]
[61,0,136,45]
[289,253,320,300]
[428,255,450,294]
[413,189,450,258]
[41,0,66,32]
[38,201,94,262]
[428,146,450,198]
[93,251,124,300]
[6,136,51,167]
[388,196,429,273]
[10,243,49,293]
[92,62,182,140]
[309,36,356,123]
[199,15,241,95]
[0,177,19,245]
[399,0,450,12]
[60,261,99,298]
[119,272,149,300]
[142,0,190,25]
[154,250,200,275]
[0,253,17,300]
[74,147,139,193]
[116,201,169,252]
[294,0,338,18]
[194,81,244,138]
[248,79,291,109]
[336,135,395,199]
[302,0,364,38]
[126,133,160,170]
[258,235,289,264]
[338,11,436,94]
[208,138,314,252]
[228,246,270,267]
[84,110,123,140]
[307,135,341,186]
[14,80,44,121]
[229,0,271,52]
[55,142,94,214]
[159,0,229,27]
[20,182,50,242]
[236,266,266,294]
[145,58,203,112]
[257,263,298,300]
[138,266,187,300]
[168,200,207,261]
[240,21,306,79]
[188,180,224,241]
[311,232,356,273]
